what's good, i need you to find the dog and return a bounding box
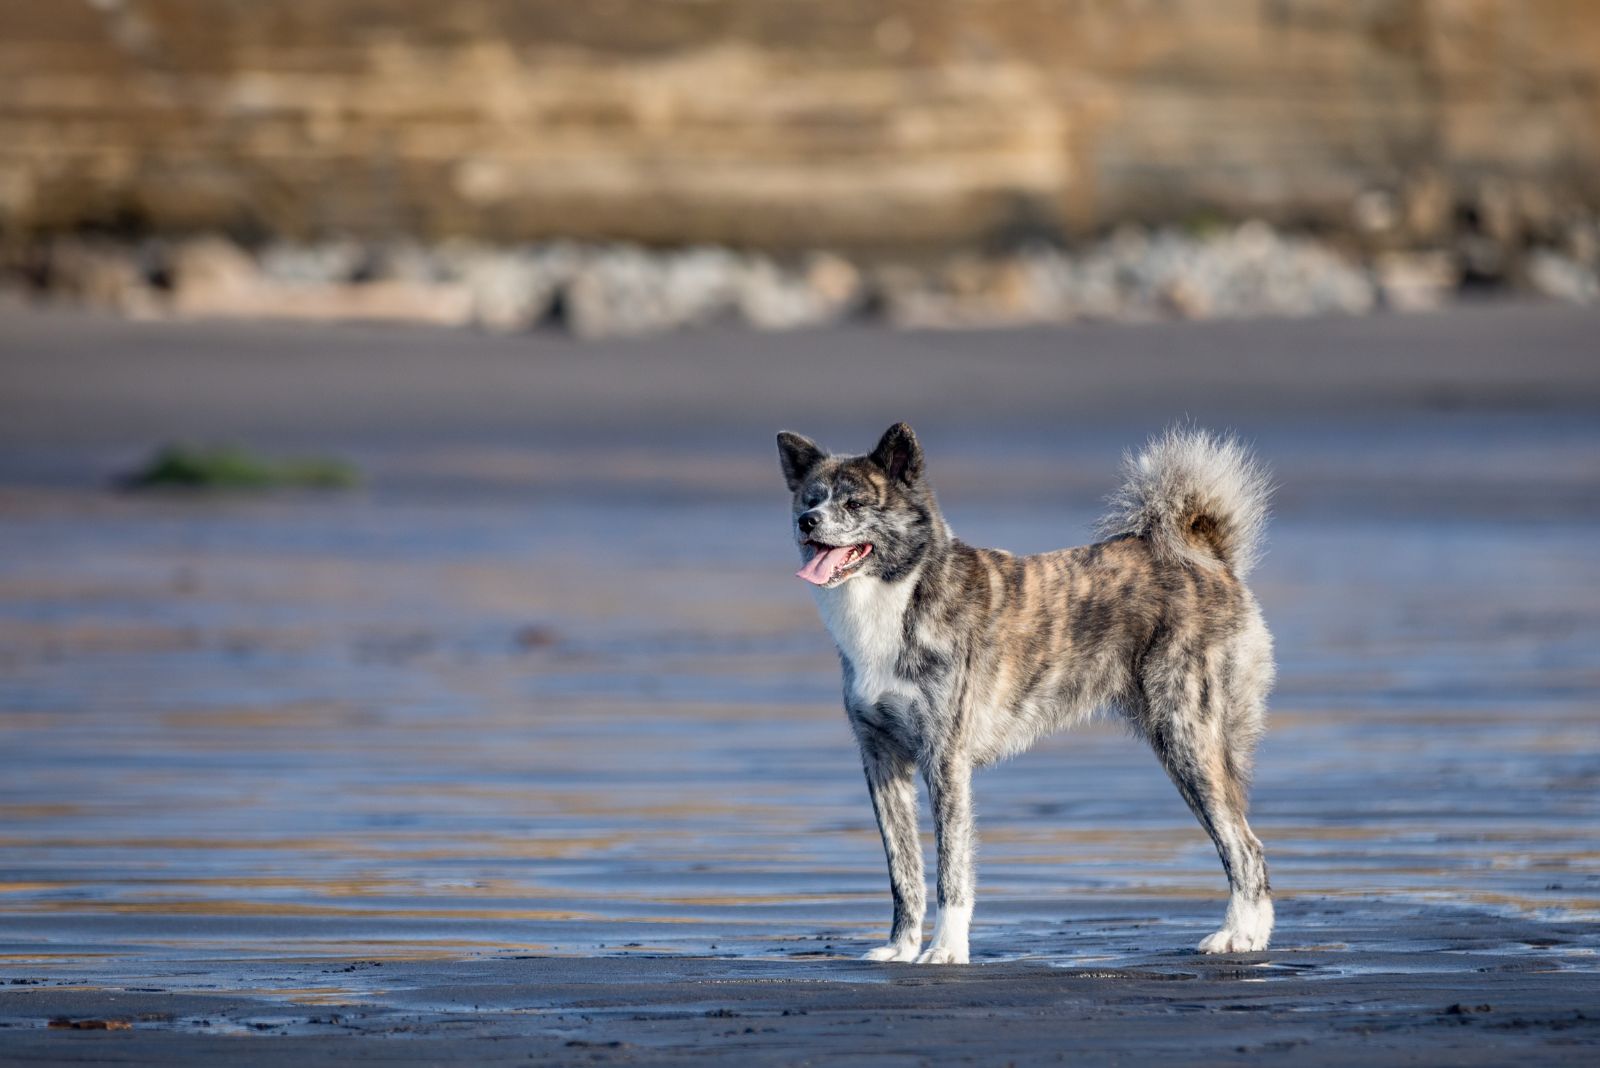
[777,423,1275,963]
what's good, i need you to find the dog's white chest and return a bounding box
[812,575,919,709]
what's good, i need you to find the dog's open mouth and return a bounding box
[796,541,873,586]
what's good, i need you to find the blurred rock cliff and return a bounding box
[2,1,1597,251]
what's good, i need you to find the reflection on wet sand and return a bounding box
[1,451,1596,984]
[0,308,1596,1063]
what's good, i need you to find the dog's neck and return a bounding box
[811,568,920,704]
[811,506,951,661]
[872,492,953,584]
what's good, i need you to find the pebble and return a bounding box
[5,221,1596,336]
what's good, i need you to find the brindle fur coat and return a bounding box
[777,424,1275,963]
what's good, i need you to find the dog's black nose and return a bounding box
[798,511,821,535]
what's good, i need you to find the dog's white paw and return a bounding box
[1199,895,1273,954]
[1197,928,1269,954]
[914,943,969,965]
[861,942,920,963]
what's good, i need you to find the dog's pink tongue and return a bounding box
[797,545,851,585]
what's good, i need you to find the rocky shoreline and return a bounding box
[5,221,1596,338]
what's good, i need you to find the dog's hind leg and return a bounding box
[855,724,925,961]
[1143,658,1273,953]
[917,750,975,964]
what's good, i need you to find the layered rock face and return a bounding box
[1,1,1597,250]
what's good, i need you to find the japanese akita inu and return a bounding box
[778,424,1275,963]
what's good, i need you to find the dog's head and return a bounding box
[776,422,939,588]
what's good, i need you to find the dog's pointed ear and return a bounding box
[869,422,923,484]
[777,431,824,491]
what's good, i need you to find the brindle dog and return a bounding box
[778,424,1275,963]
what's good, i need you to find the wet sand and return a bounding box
[0,303,1597,1062]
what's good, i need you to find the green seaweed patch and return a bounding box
[124,444,359,491]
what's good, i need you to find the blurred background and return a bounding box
[2,0,1599,328]
[0,0,1596,997]
[5,0,1595,235]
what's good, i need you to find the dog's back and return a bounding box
[873,429,1274,771]
[913,536,1268,769]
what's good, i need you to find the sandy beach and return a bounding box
[0,302,1597,1062]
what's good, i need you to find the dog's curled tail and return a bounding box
[1098,428,1272,579]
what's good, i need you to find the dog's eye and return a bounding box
[844,500,862,511]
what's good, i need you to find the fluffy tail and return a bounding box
[1098,428,1272,578]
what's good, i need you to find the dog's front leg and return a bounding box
[918,751,974,964]
[857,730,925,961]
